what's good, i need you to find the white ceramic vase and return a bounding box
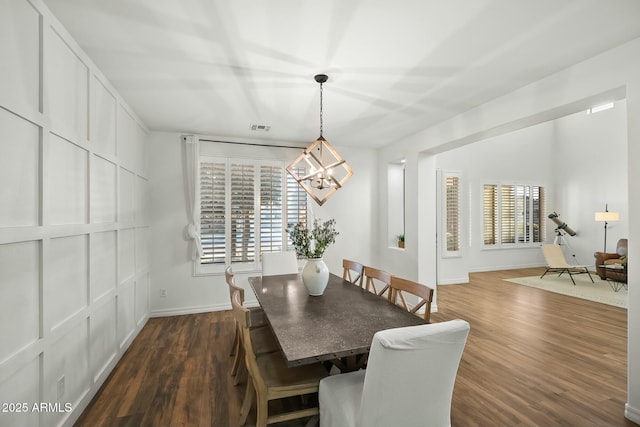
[302,258,329,296]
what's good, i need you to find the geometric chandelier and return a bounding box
[286,74,353,206]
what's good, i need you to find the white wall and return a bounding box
[377,37,640,424]
[0,1,149,427]
[148,132,377,315]
[430,99,628,283]
[553,100,628,263]
[434,121,556,282]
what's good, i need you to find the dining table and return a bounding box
[248,272,426,370]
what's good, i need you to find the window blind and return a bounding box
[230,163,255,263]
[483,183,545,247]
[200,161,226,264]
[198,157,308,272]
[532,186,544,242]
[260,165,283,253]
[483,184,498,245]
[286,167,307,251]
[501,185,516,244]
[445,175,460,252]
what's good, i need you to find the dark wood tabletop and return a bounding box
[248,273,426,367]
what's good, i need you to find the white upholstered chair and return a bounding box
[319,319,470,427]
[261,251,299,276]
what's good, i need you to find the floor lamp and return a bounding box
[594,204,619,252]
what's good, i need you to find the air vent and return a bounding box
[250,124,271,132]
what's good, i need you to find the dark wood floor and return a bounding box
[75,268,637,427]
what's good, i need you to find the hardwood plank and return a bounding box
[75,268,637,427]
[431,268,635,427]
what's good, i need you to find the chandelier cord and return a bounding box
[319,81,324,137]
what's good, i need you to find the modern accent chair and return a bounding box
[261,251,299,276]
[540,244,594,285]
[594,238,628,283]
[319,320,470,427]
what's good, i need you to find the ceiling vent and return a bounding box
[250,124,271,132]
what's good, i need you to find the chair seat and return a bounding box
[257,351,328,393]
[319,370,365,427]
[541,244,594,285]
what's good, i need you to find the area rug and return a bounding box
[505,273,628,308]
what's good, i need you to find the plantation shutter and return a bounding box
[445,175,460,252]
[516,185,527,243]
[483,184,498,245]
[483,182,545,247]
[197,155,309,273]
[260,165,284,253]
[532,186,545,243]
[501,185,516,244]
[230,163,255,263]
[286,168,308,251]
[200,161,226,264]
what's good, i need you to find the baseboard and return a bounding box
[438,277,469,285]
[626,403,640,424]
[150,303,228,317]
[469,262,544,273]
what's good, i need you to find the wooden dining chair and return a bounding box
[342,259,364,287]
[225,266,277,386]
[388,276,434,323]
[231,290,329,427]
[363,266,392,297]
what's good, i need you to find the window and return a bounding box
[482,183,545,247]
[387,160,405,247]
[444,173,460,254]
[198,157,307,273]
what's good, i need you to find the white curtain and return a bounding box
[184,135,203,260]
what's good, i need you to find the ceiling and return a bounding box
[42,0,640,148]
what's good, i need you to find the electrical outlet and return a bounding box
[160,289,167,297]
[57,376,65,401]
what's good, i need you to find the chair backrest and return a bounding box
[617,239,628,257]
[541,244,571,268]
[225,265,245,303]
[231,290,256,346]
[358,320,470,427]
[261,251,298,276]
[364,266,391,296]
[342,259,364,287]
[388,276,434,322]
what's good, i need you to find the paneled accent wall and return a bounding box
[0,1,150,426]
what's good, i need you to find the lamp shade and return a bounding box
[594,211,619,222]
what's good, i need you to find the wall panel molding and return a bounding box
[0,1,150,426]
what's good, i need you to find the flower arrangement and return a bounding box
[288,218,339,259]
